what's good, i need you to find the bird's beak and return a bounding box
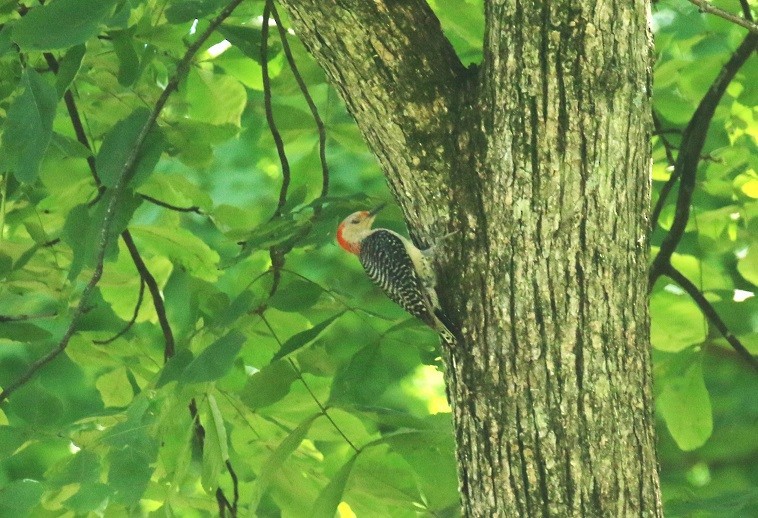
[368,203,386,217]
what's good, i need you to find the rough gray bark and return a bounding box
[277,0,663,515]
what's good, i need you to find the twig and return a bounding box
[259,313,359,452]
[188,398,207,445]
[217,488,230,517]
[649,32,758,286]
[269,2,330,199]
[42,53,102,189]
[652,112,677,167]
[663,264,758,373]
[687,0,758,33]
[0,0,246,406]
[651,112,680,229]
[739,0,753,21]
[262,0,291,218]
[226,459,239,515]
[140,194,203,214]
[93,278,145,345]
[121,231,175,359]
[0,312,57,322]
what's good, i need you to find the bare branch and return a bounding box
[93,278,145,345]
[663,264,758,373]
[649,32,758,285]
[121,231,175,360]
[269,2,330,199]
[0,0,246,405]
[739,0,754,22]
[687,0,758,33]
[262,0,291,219]
[139,194,203,214]
[0,312,57,322]
[226,459,239,515]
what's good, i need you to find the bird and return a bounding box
[336,204,459,346]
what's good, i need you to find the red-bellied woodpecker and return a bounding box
[336,204,459,346]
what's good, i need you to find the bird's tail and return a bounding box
[434,309,463,346]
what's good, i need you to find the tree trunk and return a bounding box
[277,0,663,515]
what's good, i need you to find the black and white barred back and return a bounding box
[358,229,438,329]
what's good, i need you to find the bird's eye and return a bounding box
[351,218,360,224]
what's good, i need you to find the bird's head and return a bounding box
[336,203,385,254]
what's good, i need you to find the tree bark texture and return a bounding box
[277,0,663,516]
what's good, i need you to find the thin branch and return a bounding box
[649,32,758,285]
[739,0,753,22]
[121,231,175,359]
[140,193,203,214]
[663,264,758,373]
[226,459,239,515]
[651,112,680,229]
[93,278,145,345]
[268,247,285,297]
[262,0,291,218]
[0,0,246,405]
[260,313,359,452]
[0,312,57,322]
[217,489,230,517]
[42,53,102,191]
[269,2,330,199]
[652,112,677,167]
[188,398,207,445]
[687,0,758,33]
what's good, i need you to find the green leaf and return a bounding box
[51,132,93,158]
[182,331,246,383]
[658,360,713,451]
[737,246,758,287]
[136,172,213,212]
[8,381,64,427]
[0,69,58,183]
[210,289,261,329]
[0,322,50,342]
[0,24,13,58]
[250,413,321,511]
[55,44,86,97]
[61,193,142,280]
[63,483,112,514]
[163,120,238,168]
[96,108,164,189]
[156,348,194,388]
[48,450,101,487]
[185,68,247,126]
[650,283,706,352]
[217,24,276,64]
[269,279,324,312]
[272,314,342,361]
[382,428,459,510]
[311,455,358,518]
[0,480,44,516]
[165,0,222,24]
[110,30,140,86]
[240,360,298,410]
[12,0,119,51]
[108,446,153,505]
[207,394,229,461]
[130,225,221,282]
[201,395,235,492]
[95,367,134,408]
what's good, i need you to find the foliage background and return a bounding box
[0,0,756,516]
